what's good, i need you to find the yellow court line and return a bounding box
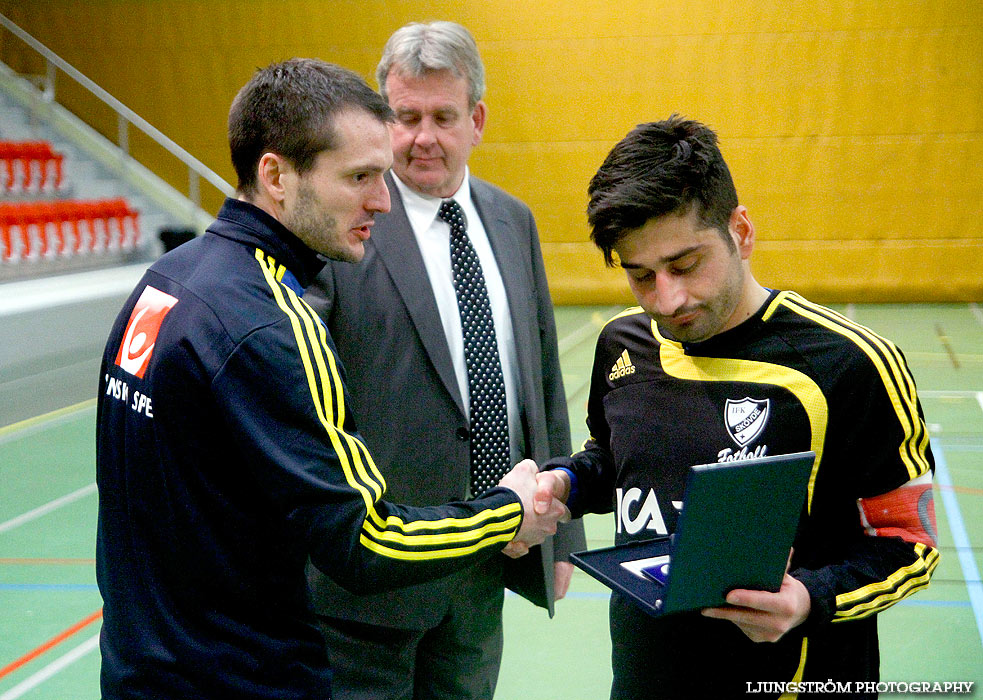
[0,399,97,438]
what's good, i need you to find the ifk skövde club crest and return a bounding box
[724,397,770,446]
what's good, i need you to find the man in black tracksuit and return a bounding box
[538,116,938,698]
[95,59,566,699]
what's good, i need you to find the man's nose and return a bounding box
[367,176,391,214]
[652,273,687,316]
[413,118,438,148]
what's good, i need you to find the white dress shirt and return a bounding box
[391,169,522,466]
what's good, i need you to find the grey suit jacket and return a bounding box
[304,173,585,628]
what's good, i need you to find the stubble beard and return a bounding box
[285,182,359,263]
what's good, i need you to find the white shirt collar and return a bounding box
[391,167,474,235]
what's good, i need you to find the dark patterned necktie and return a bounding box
[438,199,510,496]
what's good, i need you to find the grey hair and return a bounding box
[376,21,485,109]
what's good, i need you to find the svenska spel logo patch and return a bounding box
[115,285,178,378]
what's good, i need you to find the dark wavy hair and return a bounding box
[229,58,393,196]
[587,115,739,266]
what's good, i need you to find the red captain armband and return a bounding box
[857,473,938,548]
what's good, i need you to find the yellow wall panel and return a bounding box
[479,27,983,146]
[1,0,980,301]
[730,133,983,241]
[752,239,983,302]
[555,238,983,304]
[469,141,607,243]
[543,242,634,306]
[446,0,975,40]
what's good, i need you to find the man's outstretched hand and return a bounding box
[498,461,571,559]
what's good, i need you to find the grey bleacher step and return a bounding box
[2,89,183,218]
[0,66,217,285]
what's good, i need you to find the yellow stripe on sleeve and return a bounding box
[832,543,940,622]
[780,294,931,480]
[359,530,519,560]
[253,249,521,557]
[254,251,382,512]
[362,513,522,547]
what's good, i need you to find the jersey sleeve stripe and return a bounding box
[601,306,647,332]
[257,254,344,439]
[359,530,518,560]
[254,250,521,555]
[362,514,522,546]
[832,543,940,622]
[374,506,527,532]
[255,250,384,509]
[286,289,388,501]
[783,294,930,476]
[294,292,396,499]
[835,541,939,606]
[787,295,921,415]
[761,290,792,322]
[779,294,931,480]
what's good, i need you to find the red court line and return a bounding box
[0,608,102,681]
[938,485,983,497]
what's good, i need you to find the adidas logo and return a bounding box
[608,349,636,381]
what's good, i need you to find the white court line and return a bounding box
[557,305,622,356]
[920,390,983,399]
[0,633,100,700]
[0,483,97,535]
[932,438,983,649]
[969,302,983,327]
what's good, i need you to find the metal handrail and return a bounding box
[0,11,235,208]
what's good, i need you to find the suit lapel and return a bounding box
[373,174,465,416]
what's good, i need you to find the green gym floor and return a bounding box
[1,304,981,699]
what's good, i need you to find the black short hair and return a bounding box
[228,58,393,197]
[587,115,739,266]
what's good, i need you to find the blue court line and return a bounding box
[932,437,983,647]
[892,599,971,608]
[519,592,974,607]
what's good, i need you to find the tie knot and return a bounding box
[438,199,466,230]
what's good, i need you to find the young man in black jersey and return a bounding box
[538,116,938,698]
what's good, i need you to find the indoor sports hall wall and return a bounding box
[1,1,980,303]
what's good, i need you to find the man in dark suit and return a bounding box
[305,20,585,700]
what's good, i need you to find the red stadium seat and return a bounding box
[0,198,140,263]
[101,198,141,251]
[0,141,67,194]
[0,203,20,262]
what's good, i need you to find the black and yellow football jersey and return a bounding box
[550,289,938,697]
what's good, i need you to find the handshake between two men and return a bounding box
[497,461,573,559]
[497,463,814,643]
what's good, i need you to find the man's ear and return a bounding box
[729,206,756,260]
[257,152,290,206]
[470,100,487,147]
